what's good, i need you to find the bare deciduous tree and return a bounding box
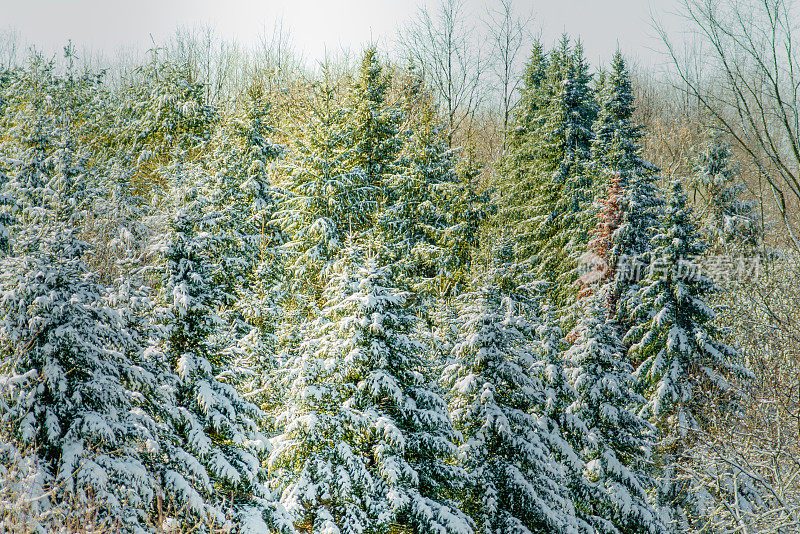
[0,28,21,70]
[675,250,800,533]
[398,0,484,146]
[168,24,248,106]
[656,0,800,249]
[254,17,304,95]
[484,0,533,152]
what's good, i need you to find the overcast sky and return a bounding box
[2,0,687,70]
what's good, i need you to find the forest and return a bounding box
[1,0,799,532]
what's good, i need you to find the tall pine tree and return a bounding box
[590,52,663,325]
[625,180,751,530]
[0,59,162,530]
[499,36,597,308]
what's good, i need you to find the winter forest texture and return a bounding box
[1,3,796,533]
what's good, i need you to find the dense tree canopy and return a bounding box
[0,25,762,534]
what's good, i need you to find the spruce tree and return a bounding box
[590,52,663,324]
[269,252,470,534]
[200,86,285,409]
[530,300,598,534]
[0,54,103,235]
[624,180,752,529]
[275,66,378,310]
[112,52,215,198]
[626,180,747,435]
[499,36,597,308]
[0,168,11,253]
[0,63,161,529]
[691,131,760,252]
[378,65,487,299]
[348,47,402,208]
[565,300,662,534]
[0,229,160,531]
[506,40,549,151]
[146,166,290,533]
[591,52,643,173]
[444,255,583,534]
[499,40,549,229]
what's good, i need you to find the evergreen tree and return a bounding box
[269,252,470,534]
[565,300,662,534]
[5,50,154,285]
[97,163,154,273]
[0,168,11,254]
[112,52,215,197]
[499,40,549,230]
[691,131,760,252]
[275,66,378,310]
[348,47,402,207]
[378,65,488,299]
[146,167,291,533]
[626,180,746,436]
[578,173,623,301]
[0,64,161,529]
[0,37,775,534]
[444,256,583,534]
[499,36,597,308]
[200,85,285,409]
[506,40,549,151]
[530,300,597,534]
[203,87,283,305]
[591,52,642,173]
[624,180,752,529]
[0,55,101,234]
[0,228,160,531]
[590,52,663,324]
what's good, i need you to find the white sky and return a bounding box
[1,0,686,70]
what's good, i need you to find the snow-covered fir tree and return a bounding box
[374,65,489,382]
[626,180,747,435]
[444,253,585,534]
[348,47,402,206]
[0,229,159,532]
[269,249,470,534]
[112,52,215,198]
[146,164,291,533]
[499,40,549,224]
[92,160,154,277]
[199,85,286,410]
[499,36,597,308]
[528,299,598,533]
[590,52,664,325]
[505,40,549,152]
[202,88,283,308]
[275,66,378,311]
[0,67,161,529]
[0,55,100,232]
[691,131,760,253]
[565,299,662,534]
[591,52,649,176]
[625,180,751,530]
[15,51,156,285]
[378,64,488,299]
[0,168,12,254]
